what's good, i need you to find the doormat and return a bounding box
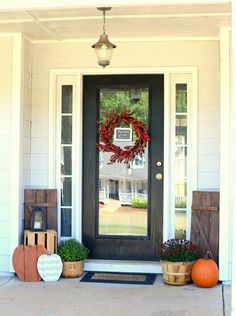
[80,272,156,285]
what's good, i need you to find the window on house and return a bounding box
[60,85,73,237]
[175,83,188,239]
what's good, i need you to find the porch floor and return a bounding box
[0,274,231,316]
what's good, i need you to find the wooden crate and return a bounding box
[24,230,57,254]
[191,191,219,263]
[24,189,57,231]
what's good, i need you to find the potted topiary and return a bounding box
[57,239,89,278]
[159,238,199,285]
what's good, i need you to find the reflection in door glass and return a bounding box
[98,88,149,236]
[175,84,188,239]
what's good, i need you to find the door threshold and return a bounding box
[84,259,162,274]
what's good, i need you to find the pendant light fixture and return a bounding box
[92,7,116,68]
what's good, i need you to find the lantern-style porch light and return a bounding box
[92,7,116,68]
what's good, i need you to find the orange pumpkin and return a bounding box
[191,255,219,288]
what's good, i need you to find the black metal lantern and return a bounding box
[92,7,116,67]
[31,207,46,231]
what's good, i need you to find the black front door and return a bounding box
[83,74,164,260]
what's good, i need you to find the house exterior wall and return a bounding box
[31,40,220,190]
[0,37,13,272]
[0,38,222,274]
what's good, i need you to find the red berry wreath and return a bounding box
[97,110,150,164]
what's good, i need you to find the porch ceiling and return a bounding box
[0,3,231,42]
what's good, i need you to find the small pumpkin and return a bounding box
[191,251,219,288]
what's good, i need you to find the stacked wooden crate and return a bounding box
[24,189,58,254]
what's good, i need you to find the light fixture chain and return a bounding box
[103,10,106,35]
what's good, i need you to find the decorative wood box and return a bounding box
[24,230,57,254]
[24,189,57,231]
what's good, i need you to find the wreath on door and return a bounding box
[97,110,150,164]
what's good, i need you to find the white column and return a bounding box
[10,34,23,272]
[231,1,236,314]
[219,27,231,281]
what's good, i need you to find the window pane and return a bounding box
[175,147,187,179]
[176,115,187,145]
[176,84,187,113]
[175,210,186,239]
[61,147,72,175]
[61,208,72,236]
[61,177,72,206]
[61,116,72,144]
[98,88,149,236]
[62,85,72,114]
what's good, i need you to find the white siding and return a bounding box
[0,37,13,272]
[31,40,220,190]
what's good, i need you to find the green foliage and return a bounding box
[175,198,187,208]
[57,239,89,262]
[159,239,199,262]
[175,229,186,239]
[100,89,148,128]
[176,87,187,113]
[131,199,147,209]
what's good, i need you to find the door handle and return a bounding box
[155,173,163,181]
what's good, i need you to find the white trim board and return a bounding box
[219,27,231,281]
[0,0,231,11]
[84,260,162,274]
[32,37,219,44]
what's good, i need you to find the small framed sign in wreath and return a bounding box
[97,110,150,164]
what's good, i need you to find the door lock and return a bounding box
[156,161,162,167]
[155,173,163,181]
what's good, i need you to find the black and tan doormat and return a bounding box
[80,272,156,285]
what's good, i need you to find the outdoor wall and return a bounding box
[0,37,13,272]
[31,40,220,190]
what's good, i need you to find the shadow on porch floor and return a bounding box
[0,275,231,316]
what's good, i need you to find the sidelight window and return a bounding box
[175,83,188,238]
[60,85,73,237]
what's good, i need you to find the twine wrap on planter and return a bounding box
[62,261,84,278]
[160,260,195,285]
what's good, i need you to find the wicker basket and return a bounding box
[62,261,84,278]
[160,260,195,285]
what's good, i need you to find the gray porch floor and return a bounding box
[0,275,231,316]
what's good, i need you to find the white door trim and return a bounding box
[49,66,197,272]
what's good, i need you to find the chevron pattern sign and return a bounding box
[37,254,63,282]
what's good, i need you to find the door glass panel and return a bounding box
[98,88,149,236]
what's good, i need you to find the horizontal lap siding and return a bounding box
[0,37,13,272]
[31,40,220,190]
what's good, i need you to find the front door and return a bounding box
[83,74,164,260]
